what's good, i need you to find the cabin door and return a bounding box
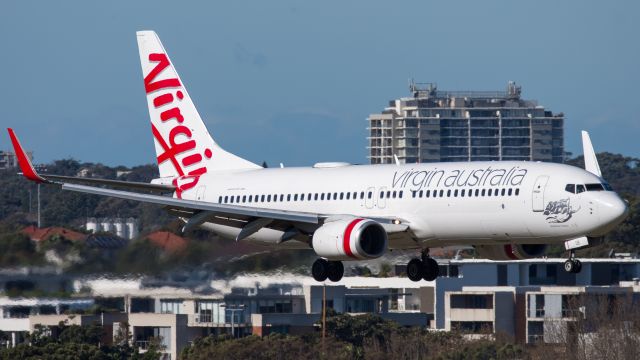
[531,176,549,212]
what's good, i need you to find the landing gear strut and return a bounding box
[312,258,344,282]
[406,249,440,282]
[564,251,582,274]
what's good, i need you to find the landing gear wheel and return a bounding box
[327,261,344,282]
[312,258,329,282]
[573,259,582,273]
[564,259,575,273]
[422,257,440,281]
[564,250,582,274]
[407,259,423,282]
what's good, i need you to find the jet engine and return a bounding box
[312,218,387,260]
[474,244,547,260]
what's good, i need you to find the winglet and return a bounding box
[6,128,46,183]
[581,130,602,177]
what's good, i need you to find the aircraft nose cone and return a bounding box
[600,195,629,226]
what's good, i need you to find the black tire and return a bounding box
[327,261,344,282]
[423,257,440,281]
[407,259,423,282]
[573,259,582,273]
[564,259,575,273]
[312,258,329,282]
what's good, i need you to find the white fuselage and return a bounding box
[180,160,627,249]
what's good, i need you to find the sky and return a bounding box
[1,1,639,167]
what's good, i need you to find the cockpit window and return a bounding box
[576,184,586,193]
[585,183,604,191]
[565,184,575,193]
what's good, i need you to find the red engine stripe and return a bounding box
[504,244,519,260]
[343,218,364,259]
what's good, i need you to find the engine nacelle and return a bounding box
[312,218,387,261]
[474,244,547,260]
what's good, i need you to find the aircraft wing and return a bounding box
[7,129,409,242]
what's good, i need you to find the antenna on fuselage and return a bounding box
[393,154,400,166]
[581,131,602,177]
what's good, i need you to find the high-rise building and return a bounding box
[367,81,564,164]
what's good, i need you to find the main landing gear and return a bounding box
[564,250,582,274]
[312,258,344,282]
[406,249,440,282]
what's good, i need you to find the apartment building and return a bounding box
[368,81,564,164]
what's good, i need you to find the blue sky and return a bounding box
[2,1,639,167]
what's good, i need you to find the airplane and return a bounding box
[6,31,628,283]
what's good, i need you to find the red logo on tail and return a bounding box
[146,53,211,198]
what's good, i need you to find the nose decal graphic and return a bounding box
[543,198,580,223]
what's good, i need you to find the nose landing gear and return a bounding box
[312,258,344,282]
[406,249,440,282]
[564,250,582,273]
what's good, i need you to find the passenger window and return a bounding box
[386,191,391,198]
[368,191,372,199]
[515,188,520,196]
[339,192,344,200]
[454,189,458,197]
[481,189,486,196]
[475,189,479,197]
[267,195,271,202]
[426,190,430,198]
[346,192,351,200]
[352,192,357,199]
[412,191,416,198]
[333,193,337,200]
[242,195,247,202]
[565,184,575,194]
[446,190,450,197]
[260,195,265,202]
[380,191,385,199]
[392,191,397,199]
[576,185,585,194]
[321,193,325,200]
[360,192,365,199]
[508,189,512,196]
[287,194,291,201]
[439,190,444,197]
[432,190,437,198]
[230,197,234,204]
[501,189,505,196]
[273,194,277,202]
[218,196,222,203]
[399,191,403,198]
[418,190,423,198]
[314,193,318,201]
[294,194,298,201]
[461,189,465,197]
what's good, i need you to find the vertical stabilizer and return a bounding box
[136,31,260,193]
[581,130,602,177]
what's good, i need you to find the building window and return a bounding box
[450,294,493,309]
[160,299,183,314]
